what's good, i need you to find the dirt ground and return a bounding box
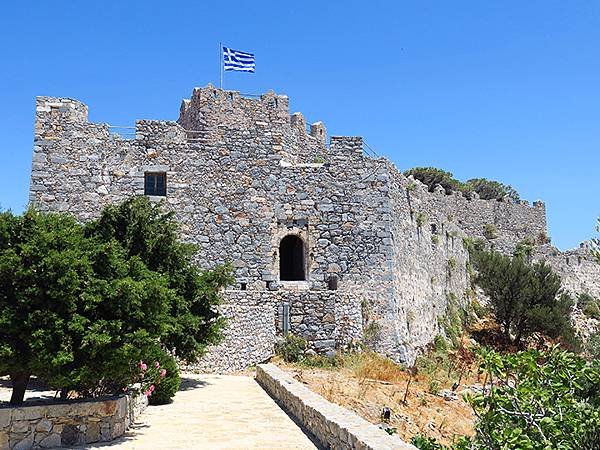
[276,359,477,446]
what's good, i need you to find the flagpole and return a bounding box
[219,42,223,90]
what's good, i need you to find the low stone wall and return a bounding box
[191,293,279,373]
[192,290,364,374]
[256,364,416,450]
[0,393,147,449]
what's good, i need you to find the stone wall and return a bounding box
[0,393,146,450]
[256,364,416,450]
[192,290,364,373]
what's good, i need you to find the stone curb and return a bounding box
[256,364,417,450]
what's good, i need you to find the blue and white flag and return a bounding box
[223,46,255,72]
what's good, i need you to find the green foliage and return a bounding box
[482,223,497,240]
[427,379,440,395]
[583,302,600,320]
[578,292,600,322]
[363,320,383,346]
[586,333,600,360]
[464,178,520,202]
[0,198,232,404]
[466,347,600,450]
[404,168,521,202]
[414,348,599,450]
[513,238,535,260]
[471,249,578,348]
[411,434,447,450]
[404,167,461,195]
[447,256,457,272]
[415,211,427,228]
[439,293,467,346]
[148,351,180,405]
[300,354,343,369]
[275,333,308,363]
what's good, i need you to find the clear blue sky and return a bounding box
[0,1,598,250]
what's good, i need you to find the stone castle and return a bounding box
[29,85,600,371]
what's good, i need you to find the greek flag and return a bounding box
[223,46,255,72]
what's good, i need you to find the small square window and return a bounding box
[144,172,166,196]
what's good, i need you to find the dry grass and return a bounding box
[352,351,405,383]
[274,344,480,446]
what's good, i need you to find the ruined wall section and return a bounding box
[536,243,600,299]
[407,176,549,255]
[385,166,471,363]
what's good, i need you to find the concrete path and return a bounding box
[86,374,318,450]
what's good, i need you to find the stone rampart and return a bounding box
[28,85,600,372]
[0,393,146,450]
[256,364,416,450]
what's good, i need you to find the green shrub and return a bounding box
[148,351,180,405]
[447,256,457,271]
[411,434,447,449]
[405,167,461,195]
[275,334,307,363]
[415,212,427,228]
[583,301,600,320]
[403,168,521,202]
[300,354,342,369]
[464,178,520,202]
[483,223,497,240]
[586,333,600,360]
[428,379,440,395]
[467,347,600,450]
[471,248,578,348]
[513,238,535,259]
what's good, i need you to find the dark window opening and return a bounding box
[280,235,306,281]
[145,172,166,196]
[240,282,247,291]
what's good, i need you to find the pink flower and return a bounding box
[139,360,147,371]
[155,361,160,369]
[149,385,155,392]
[144,390,152,396]
[159,369,167,378]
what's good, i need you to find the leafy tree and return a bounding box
[412,348,599,450]
[471,249,576,347]
[464,178,520,202]
[467,347,600,449]
[0,198,232,405]
[404,167,463,195]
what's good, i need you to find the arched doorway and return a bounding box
[279,235,306,281]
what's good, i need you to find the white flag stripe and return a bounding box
[223,46,255,73]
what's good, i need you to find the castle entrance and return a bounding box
[279,235,306,280]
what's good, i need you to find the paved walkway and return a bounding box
[87,374,318,450]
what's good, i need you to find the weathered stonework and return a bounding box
[256,364,416,449]
[28,85,600,371]
[0,393,146,450]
